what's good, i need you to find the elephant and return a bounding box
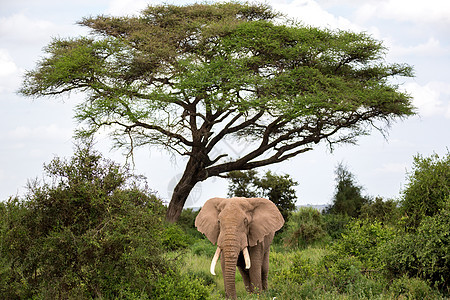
[195,197,284,299]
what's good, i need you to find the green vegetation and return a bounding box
[1,143,448,298]
[0,142,210,299]
[19,2,414,222]
[400,152,450,229]
[324,163,371,217]
[227,170,297,222]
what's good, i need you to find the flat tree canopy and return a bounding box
[20,2,414,222]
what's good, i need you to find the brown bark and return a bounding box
[165,155,206,222]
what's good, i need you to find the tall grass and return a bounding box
[180,242,446,300]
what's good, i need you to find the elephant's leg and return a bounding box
[261,250,270,290]
[237,253,252,292]
[248,245,263,292]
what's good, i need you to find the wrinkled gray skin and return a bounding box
[195,197,284,299]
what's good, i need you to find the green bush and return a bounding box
[282,207,326,249]
[390,275,437,300]
[190,238,217,257]
[330,219,395,270]
[274,253,315,285]
[271,252,322,299]
[271,248,384,299]
[322,255,365,293]
[0,142,173,298]
[401,152,450,229]
[383,207,450,291]
[360,197,400,224]
[322,213,352,240]
[178,208,203,239]
[153,270,212,300]
[162,223,190,250]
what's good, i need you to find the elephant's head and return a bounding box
[195,197,284,298]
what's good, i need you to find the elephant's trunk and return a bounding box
[222,246,239,299]
[210,246,250,274]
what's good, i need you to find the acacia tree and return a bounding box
[20,3,414,222]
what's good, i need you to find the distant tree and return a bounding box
[360,197,399,224]
[401,152,450,229]
[227,170,297,222]
[19,2,414,222]
[227,169,260,198]
[325,163,370,217]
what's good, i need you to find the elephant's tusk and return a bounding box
[243,247,251,269]
[210,247,221,275]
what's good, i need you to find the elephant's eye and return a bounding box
[244,218,248,226]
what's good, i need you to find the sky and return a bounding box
[1,0,449,208]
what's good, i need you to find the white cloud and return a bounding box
[7,124,73,141]
[403,81,450,118]
[0,13,56,44]
[0,49,22,93]
[0,49,19,77]
[389,37,449,58]
[356,0,450,24]
[272,0,360,31]
[105,0,151,16]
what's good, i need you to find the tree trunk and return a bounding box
[166,178,195,222]
[165,156,205,222]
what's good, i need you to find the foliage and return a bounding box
[329,219,395,271]
[324,163,371,217]
[177,208,204,240]
[20,2,415,222]
[282,207,326,249]
[181,223,445,299]
[227,170,297,222]
[389,275,438,300]
[152,270,212,300]
[190,239,217,257]
[271,247,386,299]
[161,223,190,250]
[382,206,450,291]
[0,142,177,299]
[322,213,352,239]
[360,197,400,224]
[401,152,450,229]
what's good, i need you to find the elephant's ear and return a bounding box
[247,198,284,247]
[195,197,224,245]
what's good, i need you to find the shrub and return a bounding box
[191,238,217,257]
[383,206,450,292]
[0,142,172,298]
[162,223,190,250]
[360,197,400,224]
[390,275,436,300]
[322,255,365,293]
[401,152,450,229]
[330,219,395,271]
[282,207,326,249]
[271,252,321,299]
[153,270,212,300]
[322,213,351,239]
